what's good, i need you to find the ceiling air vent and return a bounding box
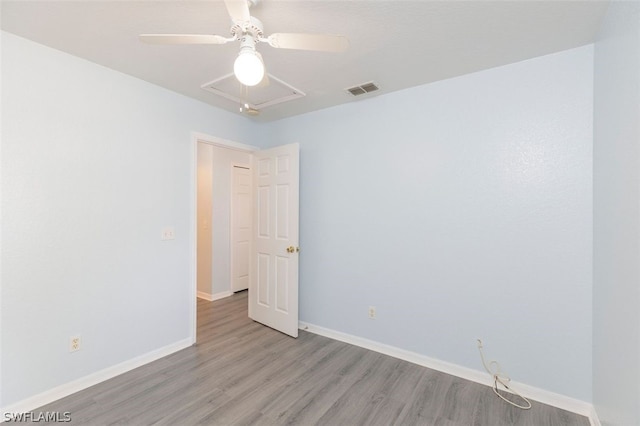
[346,82,379,96]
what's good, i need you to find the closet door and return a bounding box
[231,165,251,292]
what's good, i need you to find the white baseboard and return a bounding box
[299,321,600,426]
[1,338,192,418]
[212,291,234,301]
[197,291,233,302]
[0,320,601,426]
[588,405,602,426]
[197,291,214,301]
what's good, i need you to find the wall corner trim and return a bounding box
[0,338,193,418]
[298,321,599,426]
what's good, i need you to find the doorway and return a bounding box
[191,133,301,343]
[192,134,257,342]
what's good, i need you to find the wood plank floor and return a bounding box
[31,291,590,425]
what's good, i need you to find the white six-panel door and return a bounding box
[249,143,299,337]
[231,165,251,292]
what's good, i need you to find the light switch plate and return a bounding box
[161,227,175,240]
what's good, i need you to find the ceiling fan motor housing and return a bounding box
[231,16,264,42]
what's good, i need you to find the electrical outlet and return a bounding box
[368,306,376,319]
[161,227,175,241]
[69,335,81,352]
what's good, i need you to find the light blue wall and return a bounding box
[264,46,594,401]
[1,27,600,408]
[0,32,259,406]
[593,2,640,425]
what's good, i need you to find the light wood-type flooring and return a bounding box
[31,291,590,425]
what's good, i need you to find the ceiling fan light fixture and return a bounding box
[234,48,264,87]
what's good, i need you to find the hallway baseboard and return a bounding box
[197,290,233,302]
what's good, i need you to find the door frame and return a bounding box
[189,132,259,344]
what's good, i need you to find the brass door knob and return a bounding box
[286,246,300,253]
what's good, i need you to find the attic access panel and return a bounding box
[201,73,305,111]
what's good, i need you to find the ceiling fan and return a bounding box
[140,0,349,87]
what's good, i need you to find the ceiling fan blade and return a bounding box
[267,33,349,52]
[139,34,229,45]
[224,0,251,24]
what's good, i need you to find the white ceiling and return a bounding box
[1,0,609,122]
